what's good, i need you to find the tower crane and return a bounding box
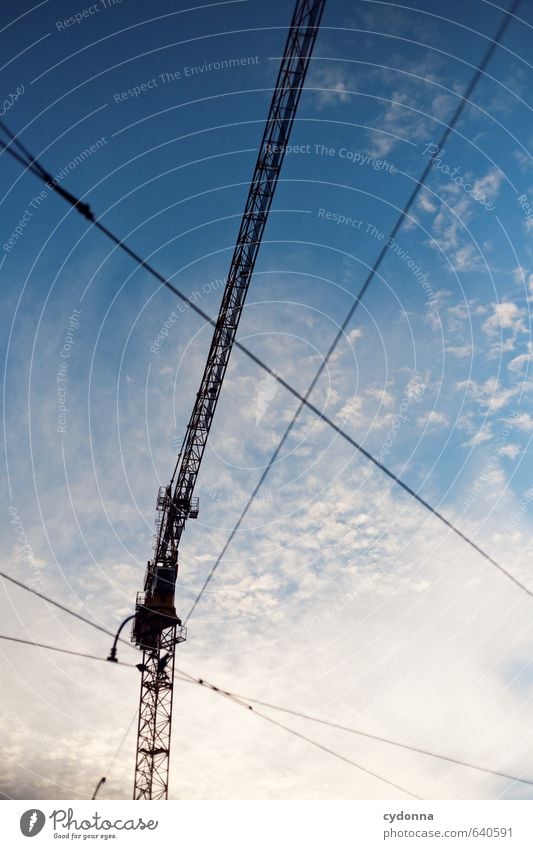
[131,0,326,800]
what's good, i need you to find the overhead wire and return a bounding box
[1,2,525,802]
[0,621,418,797]
[98,710,139,797]
[0,1,530,646]
[231,698,422,799]
[173,666,421,799]
[0,621,530,793]
[1,570,119,640]
[0,120,94,220]
[184,0,522,620]
[0,624,138,799]
[0,570,137,650]
[0,633,136,667]
[185,673,533,789]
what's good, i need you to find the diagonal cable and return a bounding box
[0,632,136,666]
[181,667,421,798]
[2,0,529,617]
[0,570,136,648]
[0,624,529,794]
[195,676,533,788]
[172,670,421,799]
[184,0,522,620]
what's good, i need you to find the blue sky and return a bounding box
[1,0,533,800]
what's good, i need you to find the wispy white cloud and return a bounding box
[514,150,533,173]
[507,412,533,432]
[508,347,531,374]
[1,2,532,804]
[307,64,353,110]
[456,377,522,413]
[417,410,449,428]
[481,302,528,356]
[446,344,472,358]
[499,443,521,459]
[471,168,504,203]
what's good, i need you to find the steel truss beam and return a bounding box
[132,0,326,800]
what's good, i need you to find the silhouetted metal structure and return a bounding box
[132,0,326,800]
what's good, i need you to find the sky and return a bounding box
[1,0,533,801]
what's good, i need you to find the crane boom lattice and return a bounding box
[132,0,326,800]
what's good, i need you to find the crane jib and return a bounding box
[145,2,326,586]
[132,0,327,801]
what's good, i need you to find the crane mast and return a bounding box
[132,0,326,800]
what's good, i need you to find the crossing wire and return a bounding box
[183,0,522,620]
[183,672,533,789]
[0,630,418,798]
[0,633,136,667]
[228,696,422,799]
[1,0,530,634]
[99,710,139,796]
[0,627,530,792]
[151,664,421,798]
[0,570,126,642]
[0,5,525,799]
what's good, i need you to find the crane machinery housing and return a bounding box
[131,0,327,800]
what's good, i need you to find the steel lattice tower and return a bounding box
[132,0,326,800]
